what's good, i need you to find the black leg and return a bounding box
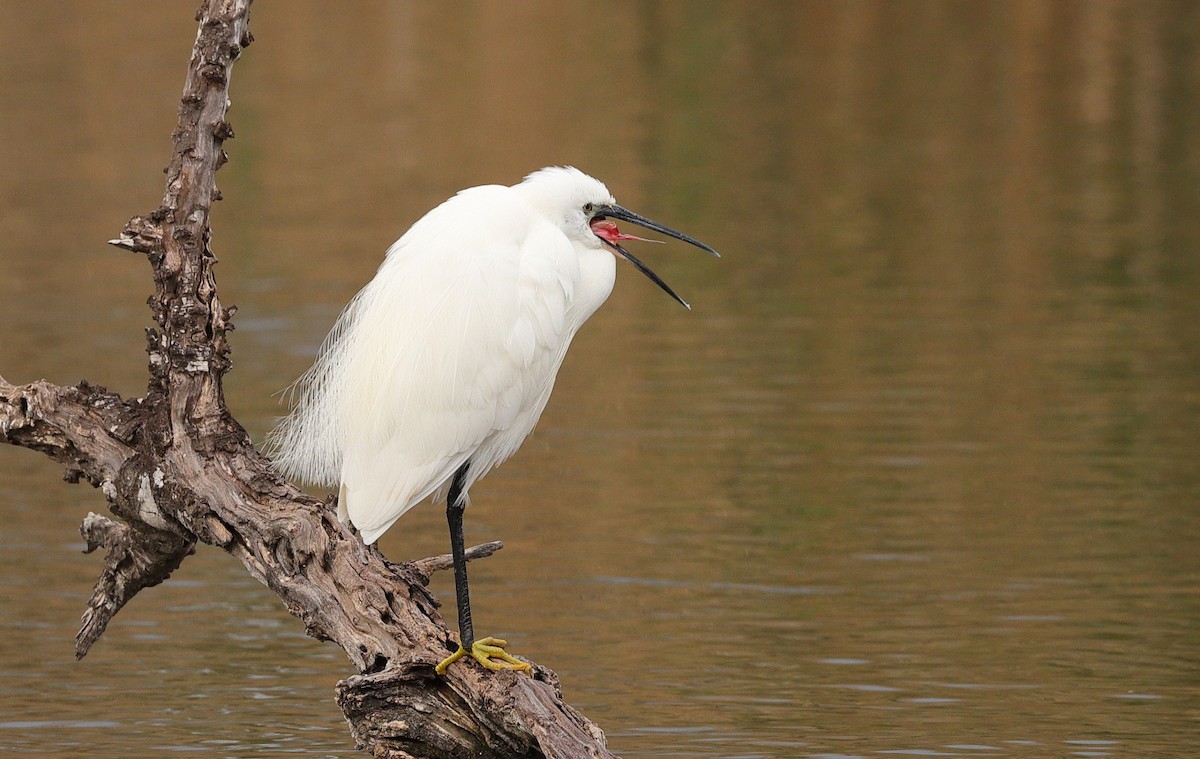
[435,458,531,675]
[446,461,474,649]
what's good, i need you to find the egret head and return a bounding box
[518,166,720,310]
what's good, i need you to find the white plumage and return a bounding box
[269,167,626,543]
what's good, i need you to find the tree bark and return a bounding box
[0,2,616,757]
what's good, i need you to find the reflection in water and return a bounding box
[1,2,1198,757]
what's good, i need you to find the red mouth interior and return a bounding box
[589,217,624,244]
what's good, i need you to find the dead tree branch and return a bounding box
[0,2,616,756]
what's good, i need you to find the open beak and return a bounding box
[590,203,719,311]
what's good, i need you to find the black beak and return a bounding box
[592,203,719,310]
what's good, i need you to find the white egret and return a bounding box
[267,166,718,674]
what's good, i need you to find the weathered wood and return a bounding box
[0,2,616,756]
[77,512,195,660]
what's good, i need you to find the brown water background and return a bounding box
[1,2,1197,757]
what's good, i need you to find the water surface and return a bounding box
[1,2,1197,757]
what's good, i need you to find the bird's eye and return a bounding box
[583,202,594,214]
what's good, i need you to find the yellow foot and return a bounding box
[435,636,532,675]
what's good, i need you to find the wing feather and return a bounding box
[323,188,579,543]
